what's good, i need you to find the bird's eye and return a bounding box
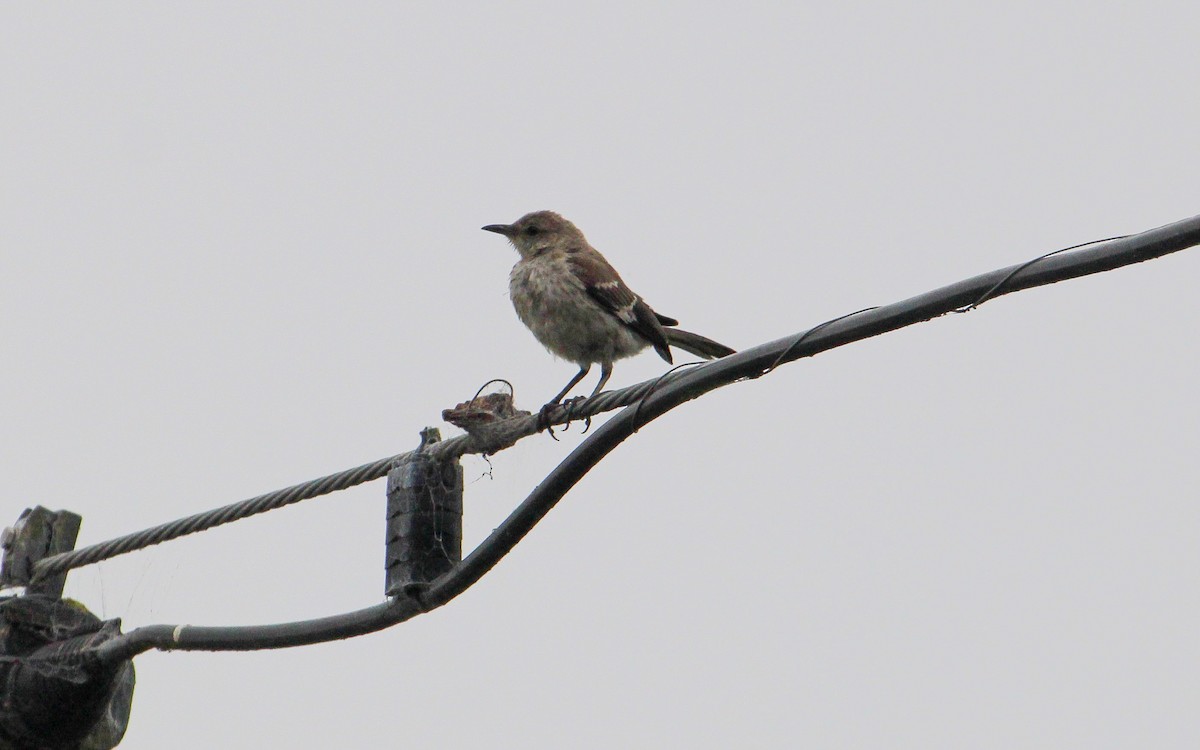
[525,226,540,236]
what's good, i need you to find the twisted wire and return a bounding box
[31,371,696,581]
[32,455,399,580]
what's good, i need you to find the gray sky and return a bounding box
[3,3,1198,748]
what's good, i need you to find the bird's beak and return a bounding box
[481,224,513,236]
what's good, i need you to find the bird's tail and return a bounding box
[664,329,736,360]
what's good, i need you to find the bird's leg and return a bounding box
[539,365,591,436]
[551,365,592,405]
[572,362,613,434]
[589,362,613,397]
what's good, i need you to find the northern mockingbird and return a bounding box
[482,211,735,409]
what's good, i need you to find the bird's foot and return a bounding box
[537,401,562,440]
[562,396,592,434]
[537,396,591,439]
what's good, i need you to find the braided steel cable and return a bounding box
[31,456,399,580]
[31,372,696,581]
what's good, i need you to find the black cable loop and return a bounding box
[630,361,707,431]
[952,235,1130,313]
[753,307,881,379]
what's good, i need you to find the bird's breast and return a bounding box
[509,256,585,320]
[508,256,645,364]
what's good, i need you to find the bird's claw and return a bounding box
[536,397,591,439]
[537,401,562,440]
[562,396,592,433]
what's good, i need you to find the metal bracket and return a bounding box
[1,507,82,598]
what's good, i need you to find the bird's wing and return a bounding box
[568,247,673,362]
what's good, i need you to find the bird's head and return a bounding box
[482,210,585,259]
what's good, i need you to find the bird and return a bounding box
[482,210,735,412]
